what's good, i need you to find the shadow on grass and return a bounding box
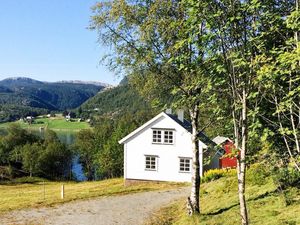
[205,190,277,216]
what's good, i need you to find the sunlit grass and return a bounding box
[0,116,90,131]
[0,178,186,213]
[146,176,300,225]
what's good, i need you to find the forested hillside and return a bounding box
[0,77,107,122]
[80,80,153,119]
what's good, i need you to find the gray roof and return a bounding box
[166,113,192,132]
[166,113,217,149]
[212,136,232,145]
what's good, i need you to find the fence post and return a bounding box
[43,180,45,200]
[61,184,64,199]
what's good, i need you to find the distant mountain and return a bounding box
[0,77,109,122]
[57,80,112,87]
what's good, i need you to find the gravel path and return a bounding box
[0,187,189,225]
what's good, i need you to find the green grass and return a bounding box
[146,176,300,225]
[0,178,186,213]
[0,116,90,131]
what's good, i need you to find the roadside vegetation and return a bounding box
[0,177,186,213]
[146,166,300,225]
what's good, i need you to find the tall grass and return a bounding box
[146,168,300,225]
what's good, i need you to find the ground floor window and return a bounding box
[145,155,157,171]
[179,157,191,172]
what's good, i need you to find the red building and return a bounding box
[213,136,238,169]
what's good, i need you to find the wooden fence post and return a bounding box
[61,184,64,199]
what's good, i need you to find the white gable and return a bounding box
[119,112,207,148]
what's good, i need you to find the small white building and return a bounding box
[119,110,222,183]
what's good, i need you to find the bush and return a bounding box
[247,163,270,185]
[12,176,46,184]
[201,168,235,183]
[274,167,300,190]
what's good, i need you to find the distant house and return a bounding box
[213,136,238,169]
[65,113,71,121]
[119,109,223,183]
[26,116,34,124]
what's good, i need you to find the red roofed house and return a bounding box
[212,136,238,169]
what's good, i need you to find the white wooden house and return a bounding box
[119,109,223,183]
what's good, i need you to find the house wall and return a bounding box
[203,153,221,172]
[219,141,237,168]
[124,115,205,182]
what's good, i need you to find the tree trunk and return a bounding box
[237,88,249,225]
[187,105,200,215]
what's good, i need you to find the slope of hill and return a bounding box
[147,168,300,225]
[0,77,108,122]
[80,82,153,118]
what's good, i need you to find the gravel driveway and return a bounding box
[0,187,189,225]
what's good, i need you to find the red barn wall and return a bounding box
[219,141,237,168]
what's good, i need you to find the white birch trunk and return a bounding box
[187,106,200,215]
[238,88,249,225]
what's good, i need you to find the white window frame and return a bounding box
[145,155,158,171]
[179,157,191,173]
[163,130,174,144]
[152,129,175,145]
[152,129,162,143]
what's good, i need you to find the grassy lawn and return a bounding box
[0,116,90,131]
[0,178,186,213]
[146,176,300,225]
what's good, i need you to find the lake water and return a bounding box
[0,128,87,181]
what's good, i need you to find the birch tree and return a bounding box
[257,0,299,170]
[209,1,297,224]
[90,0,219,214]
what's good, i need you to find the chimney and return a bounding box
[165,108,172,114]
[177,109,184,122]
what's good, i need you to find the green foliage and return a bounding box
[20,143,43,177]
[201,169,235,183]
[0,126,74,181]
[74,129,101,180]
[80,83,153,120]
[247,163,271,186]
[38,141,73,180]
[8,176,46,184]
[96,115,137,178]
[273,167,300,190]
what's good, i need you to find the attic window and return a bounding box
[152,129,174,144]
[152,130,162,143]
[164,130,173,144]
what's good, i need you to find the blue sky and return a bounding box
[0,0,121,85]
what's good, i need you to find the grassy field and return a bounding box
[0,178,186,214]
[0,116,90,131]
[146,175,300,225]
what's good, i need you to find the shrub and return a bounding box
[247,163,270,185]
[201,168,235,183]
[274,167,300,190]
[12,176,46,184]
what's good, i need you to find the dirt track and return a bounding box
[0,187,189,225]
